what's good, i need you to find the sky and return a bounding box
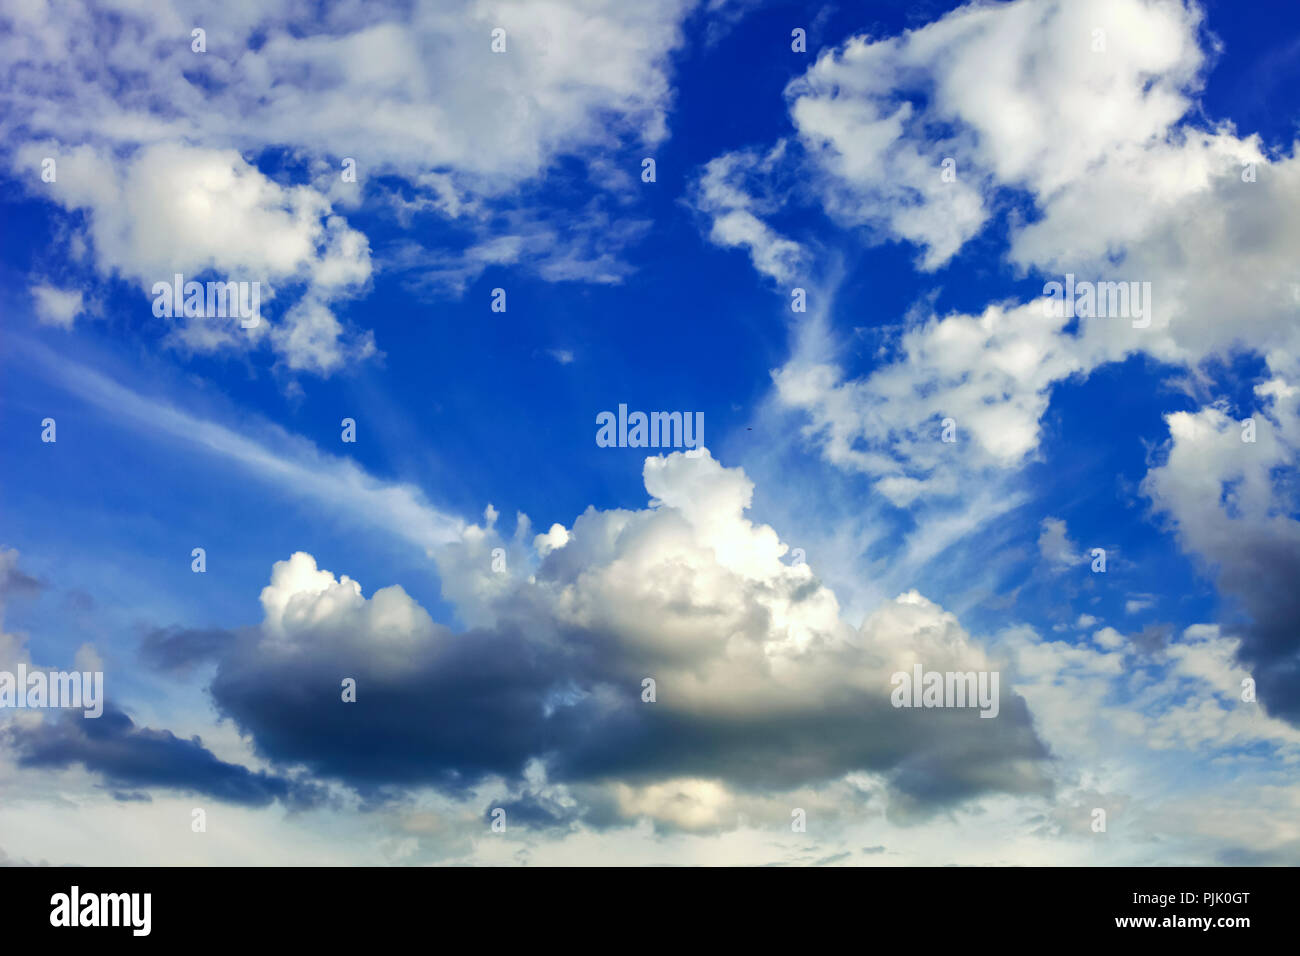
[1,0,1299,866]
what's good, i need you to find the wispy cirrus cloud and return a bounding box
[18,339,465,553]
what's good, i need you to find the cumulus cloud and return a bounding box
[774,299,1092,505]
[982,617,1300,865]
[1,548,315,809]
[0,0,690,184]
[998,620,1300,766]
[1143,381,1300,723]
[13,141,374,373]
[783,0,1208,270]
[129,451,1051,829]
[691,0,1213,272]
[684,0,1300,745]
[4,704,323,809]
[699,0,1300,506]
[6,0,1297,867]
[1,0,698,370]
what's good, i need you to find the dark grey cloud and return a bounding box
[1211,531,1300,724]
[13,455,1057,828]
[1142,408,1300,728]
[139,625,239,674]
[4,704,322,809]
[0,553,42,599]
[107,789,152,803]
[193,609,1050,825]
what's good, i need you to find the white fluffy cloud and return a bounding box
[63,444,1299,859]
[685,0,1300,745]
[1,0,690,184]
[785,0,1206,270]
[441,449,1028,743]
[989,617,1300,862]
[29,284,85,329]
[1037,517,1082,570]
[774,298,1093,504]
[2,0,699,370]
[691,0,1208,275]
[159,450,1050,833]
[690,146,809,284]
[696,0,1300,515]
[16,141,374,372]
